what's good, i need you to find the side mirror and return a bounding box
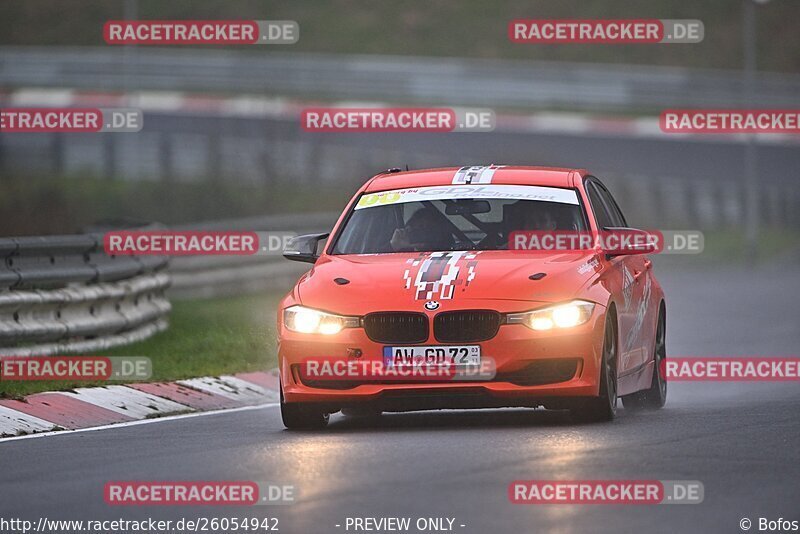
[283,232,329,264]
[602,227,660,257]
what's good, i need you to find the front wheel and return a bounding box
[280,385,329,430]
[570,313,618,423]
[622,308,667,410]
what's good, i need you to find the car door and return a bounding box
[585,179,644,376]
[595,180,654,373]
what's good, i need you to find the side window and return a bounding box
[596,182,628,227]
[586,182,614,229]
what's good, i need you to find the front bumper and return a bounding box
[278,305,606,411]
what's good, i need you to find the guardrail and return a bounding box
[0,213,336,356]
[2,47,799,112]
[0,234,170,356]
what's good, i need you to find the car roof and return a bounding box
[363,166,587,192]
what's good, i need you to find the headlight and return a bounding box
[506,300,595,331]
[283,305,360,335]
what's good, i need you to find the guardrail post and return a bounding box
[159,132,173,182]
[683,180,700,230]
[102,134,116,180]
[208,131,222,181]
[0,134,5,176]
[52,133,66,176]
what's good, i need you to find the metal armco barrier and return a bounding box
[0,212,334,356]
[0,235,170,356]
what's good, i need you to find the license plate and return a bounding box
[383,345,480,367]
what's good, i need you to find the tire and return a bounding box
[571,312,618,423]
[622,307,667,411]
[280,384,329,430]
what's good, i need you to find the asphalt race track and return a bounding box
[2,258,798,534]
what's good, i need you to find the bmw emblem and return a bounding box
[424,301,440,311]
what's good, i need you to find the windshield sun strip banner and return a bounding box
[355,184,580,210]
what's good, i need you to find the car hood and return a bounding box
[296,250,602,315]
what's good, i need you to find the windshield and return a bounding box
[331,184,587,254]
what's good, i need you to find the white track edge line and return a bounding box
[0,402,279,444]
